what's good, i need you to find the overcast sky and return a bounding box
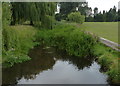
[86,0,120,12]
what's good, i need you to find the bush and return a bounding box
[2,26,37,67]
[55,13,62,21]
[36,22,96,57]
[67,12,85,24]
[94,43,120,83]
[2,2,11,26]
[41,15,55,29]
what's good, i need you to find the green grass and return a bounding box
[78,22,119,83]
[80,22,118,43]
[94,43,120,84]
[2,25,38,67]
[36,22,96,57]
[2,22,120,83]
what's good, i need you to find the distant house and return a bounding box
[55,3,60,14]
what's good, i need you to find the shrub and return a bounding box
[36,23,96,57]
[2,26,37,67]
[94,43,120,83]
[41,15,55,29]
[2,2,11,26]
[55,13,62,21]
[67,12,85,24]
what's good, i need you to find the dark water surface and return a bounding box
[2,46,108,84]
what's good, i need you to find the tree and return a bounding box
[2,2,11,26]
[55,13,62,21]
[67,12,85,24]
[118,9,120,21]
[2,2,12,51]
[94,7,98,16]
[102,10,106,22]
[60,2,78,20]
[10,2,56,29]
[94,12,104,22]
[78,2,90,16]
[85,16,94,22]
[60,2,89,20]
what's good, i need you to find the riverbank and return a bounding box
[2,22,120,84]
[36,22,120,84]
[36,22,96,57]
[94,43,120,84]
[2,25,38,67]
[80,22,118,43]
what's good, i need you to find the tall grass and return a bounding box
[94,43,120,84]
[2,25,37,67]
[36,22,96,57]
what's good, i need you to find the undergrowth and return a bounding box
[2,25,38,67]
[36,22,96,57]
[94,43,120,84]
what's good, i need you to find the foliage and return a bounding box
[60,2,77,19]
[41,15,55,29]
[36,22,96,57]
[60,2,89,20]
[86,6,118,22]
[94,43,120,84]
[2,26,38,67]
[55,13,62,21]
[67,12,85,24]
[2,2,11,26]
[85,16,94,22]
[11,2,56,29]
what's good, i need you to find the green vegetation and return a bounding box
[67,12,85,24]
[86,6,118,22]
[59,2,90,20]
[2,2,56,67]
[80,22,118,43]
[2,2,120,84]
[36,22,96,57]
[11,2,56,29]
[94,43,120,84]
[57,3,119,22]
[2,25,37,67]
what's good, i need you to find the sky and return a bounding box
[86,0,120,12]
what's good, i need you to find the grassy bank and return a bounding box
[2,22,120,84]
[2,25,38,67]
[94,43,120,84]
[80,22,118,43]
[36,22,96,57]
[78,22,119,83]
[53,22,120,83]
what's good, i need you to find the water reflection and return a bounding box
[2,45,108,84]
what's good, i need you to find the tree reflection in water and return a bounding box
[2,45,95,85]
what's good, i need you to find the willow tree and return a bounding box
[11,2,56,29]
[2,2,12,51]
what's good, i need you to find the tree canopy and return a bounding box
[10,2,56,29]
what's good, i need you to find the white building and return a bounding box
[55,3,60,14]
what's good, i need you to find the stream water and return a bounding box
[2,45,109,85]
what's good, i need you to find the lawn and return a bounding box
[80,22,118,43]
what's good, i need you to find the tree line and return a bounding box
[86,6,119,22]
[3,2,56,29]
[55,2,119,22]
